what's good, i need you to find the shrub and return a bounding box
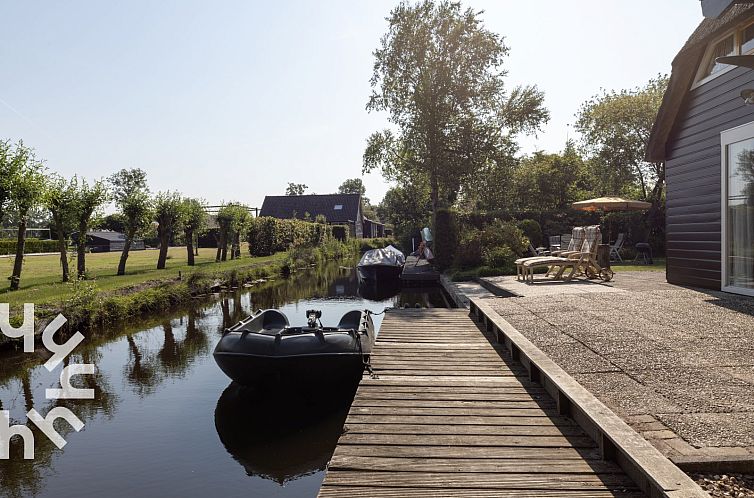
[517,219,543,248]
[433,208,458,270]
[247,217,335,256]
[480,219,529,257]
[0,238,59,255]
[482,245,515,270]
[453,228,483,269]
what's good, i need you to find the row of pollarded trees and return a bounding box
[0,141,212,291]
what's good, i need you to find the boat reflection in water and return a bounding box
[214,382,356,485]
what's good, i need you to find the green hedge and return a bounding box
[0,238,59,256]
[247,217,334,256]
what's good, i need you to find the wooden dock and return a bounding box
[400,256,440,284]
[318,308,645,497]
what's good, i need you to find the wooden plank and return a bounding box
[319,487,645,498]
[348,406,560,417]
[328,455,625,474]
[345,414,575,427]
[350,399,554,409]
[332,444,603,460]
[337,433,597,448]
[354,391,547,401]
[342,423,585,437]
[322,471,638,489]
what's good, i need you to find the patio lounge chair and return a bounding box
[610,233,625,262]
[515,227,585,280]
[528,243,549,257]
[520,226,611,283]
[548,235,561,252]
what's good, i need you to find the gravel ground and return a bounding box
[484,271,754,455]
[692,473,754,497]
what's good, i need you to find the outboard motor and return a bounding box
[306,309,322,328]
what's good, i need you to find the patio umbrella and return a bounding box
[571,197,652,245]
[571,197,651,212]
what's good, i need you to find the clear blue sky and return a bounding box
[0,1,702,208]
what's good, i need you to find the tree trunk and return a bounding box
[77,221,87,278]
[234,232,241,259]
[186,228,195,266]
[10,216,27,290]
[215,228,224,262]
[157,228,170,269]
[117,230,135,276]
[220,224,228,261]
[54,214,69,283]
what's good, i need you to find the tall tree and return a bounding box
[154,191,182,269]
[338,177,377,219]
[0,139,27,226]
[70,177,109,278]
[285,183,307,196]
[181,198,207,266]
[109,168,153,275]
[364,0,548,223]
[575,75,668,202]
[44,175,77,282]
[8,146,46,290]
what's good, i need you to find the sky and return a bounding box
[0,1,703,208]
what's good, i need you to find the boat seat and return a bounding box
[338,310,363,330]
[260,309,289,330]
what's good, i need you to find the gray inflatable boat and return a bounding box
[213,309,375,387]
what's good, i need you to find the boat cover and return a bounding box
[358,246,406,268]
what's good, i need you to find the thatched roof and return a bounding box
[646,3,754,161]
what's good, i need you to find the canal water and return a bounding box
[0,261,450,498]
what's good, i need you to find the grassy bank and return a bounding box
[0,237,396,343]
[0,247,288,336]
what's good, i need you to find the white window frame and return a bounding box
[720,121,754,297]
[693,19,754,89]
[693,32,737,88]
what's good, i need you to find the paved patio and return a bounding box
[481,271,754,466]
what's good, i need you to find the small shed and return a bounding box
[363,218,385,238]
[78,231,145,253]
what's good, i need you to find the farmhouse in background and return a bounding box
[260,193,382,238]
[71,230,146,253]
[648,2,754,295]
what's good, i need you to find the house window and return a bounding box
[701,34,735,80]
[721,122,754,297]
[742,22,754,53]
[334,205,343,210]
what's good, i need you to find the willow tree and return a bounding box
[154,191,183,269]
[0,139,27,226]
[45,175,77,282]
[8,146,45,290]
[363,0,549,219]
[181,197,207,266]
[109,168,153,275]
[71,177,109,278]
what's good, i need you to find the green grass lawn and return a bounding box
[611,257,665,272]
[0,246,285,309]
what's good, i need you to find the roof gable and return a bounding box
[647,4,754,161]
[259,194,362,223]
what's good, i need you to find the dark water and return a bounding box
[0,261,450,498]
